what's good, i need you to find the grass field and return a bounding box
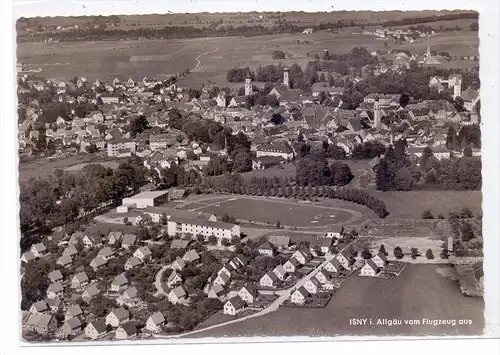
[17,20,478,84]
[63,161,119,171]
[188,264,484,337]
[180,196,360,227]
[372,190,482,219]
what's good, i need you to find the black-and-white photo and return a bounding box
[15,6,485,342]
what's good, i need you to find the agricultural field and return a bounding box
[187,264,484,338]
[18,154,100,182]
[371,190,482,219]
[17,19,478,85]
[179,196,362,227]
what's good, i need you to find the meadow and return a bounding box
[17,20,478,85]
[187,264,484,337]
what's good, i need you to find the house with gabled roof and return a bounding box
[29,300,48,314]
[238,284,258,304]
[292,249,312,265]
[46,282,64,300]
[48,270,63,284]
[65,305,83,321]
[336,250,352,270]
[360,259,380,277]
[171,257,186,271]
[90,255,108,271]
[98,246,115,261]
[82,284,100,303]
[166,270,183,287]
[71,272,89,291]
[82,234,103,249]
[116,323,139,340]
[258,240,276,257]
[168,286,187,304]
[304,277,321,294]
[208,284,225,299]
[30,242,48,258]
[56,254,73,268]
[218,264,234,279]
[111,273,129,292]
[314,269,331,284]
[133,246,152,262]
[291,286,309,304]
[182,249,200,263]
[273,265,288,280]
[25,313,57,334]
[21,251,36,264]
[107,231,124,245]
[121,234,137,249]
[85,318,107,339]
[63,245,78,258]
[260,271,279,288]
[223,295,246,316]
[372,252,387,268]
[170,239,190,250]
[213,272,230,287]
[106,307,130,327]
[146,312,165,333]
[283,257,301,273]
[124,256,142,270]
[324,258,344,274]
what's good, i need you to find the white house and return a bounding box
[258,240,276,257]
[168,286,187,304]
[238,285,258,304]
[260,271,279,288]
[171,258,186,271]
[360,260,379,277]
[372,252,387,269]
[314,269,331,284]
[145,312,165,333]
[218,264,234,279]
[133,246,152,262]
[30,242,47,258]
[208,284,225,299]
[273,265,288,281]
[71,272,89,291]
[324,259,344,274]
[124,256,142,270]
[105,308,130,328]
[303,277,321,294]
[283,257,301,273]
[290,287,309,305]
[115,323,138,340]
[292,250,311,265]
[213,272,230,287]
[85,318,107,340]
[336,250,351,270]
[111,273,129,292]
[223,296,245,316]
[166,270,183,287]
[46,282,64,300]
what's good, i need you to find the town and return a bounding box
[17,11,483,341]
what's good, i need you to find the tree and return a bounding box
[399,92,410,107]
[270,113,284,125]
[272,50,286,59]
[469,21,479,31]
[221,238,231,247]
[440,248,449,259]
[410,247,419,259]
[460,222,474,242]
[231,235,240,244]
[425,249,435,260]
[208,235,217,245]
[463,145,472,158]
[454,97,465,112]
[276,220,281,229]
[394,167,413,191]
[393,246,404,259]
[460,207,474,218]
[361,247,372,259]
[379,244,388,256]
[232,151,252,173]
[421,210,434,219]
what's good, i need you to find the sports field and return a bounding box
[17,20,478,85]
[179,196,362,227]
[187,264,484,337]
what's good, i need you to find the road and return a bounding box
[191,47,220,72]
[153,240,354,339]
[153,264,172,297]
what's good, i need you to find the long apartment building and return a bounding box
[107,139,137,157]
[167,217,240,244]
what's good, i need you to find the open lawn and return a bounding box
[63,161,120,171]
[372,190,482,219]
[180,196,359,227]
[187,264,484,337]
[17,20,477,85]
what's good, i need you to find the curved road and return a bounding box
[191,47,220,72]
[153,240,354,339]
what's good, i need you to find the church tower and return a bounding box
[283,67,290,88]
[425,45,431,59]
[374,97,381,129]
[245,74,252,96]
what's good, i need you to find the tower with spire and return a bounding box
[283,67,290,88]
[244,73,252,96]
[374,97,381,129]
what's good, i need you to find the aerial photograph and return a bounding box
[16,8,483,342]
